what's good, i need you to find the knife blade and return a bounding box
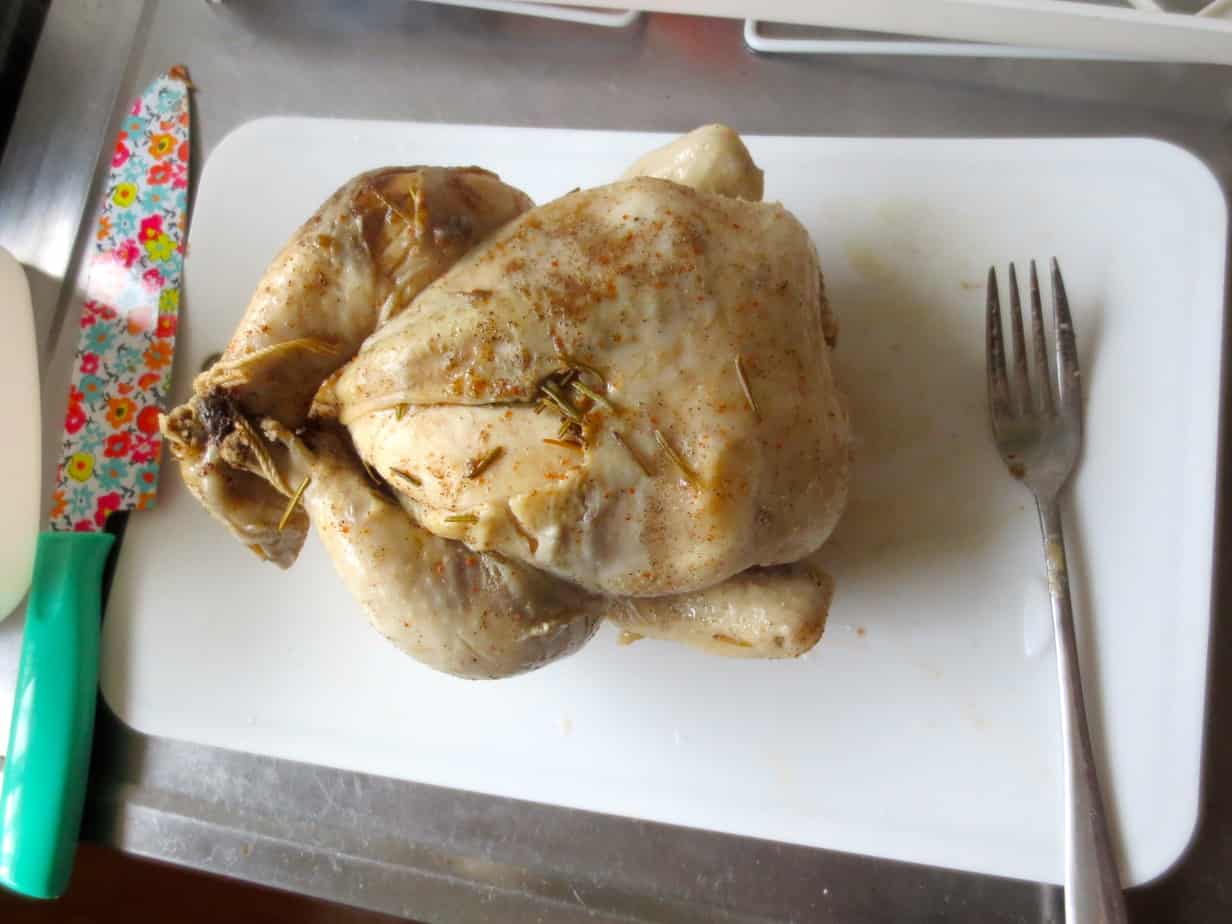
[0,67,191,900]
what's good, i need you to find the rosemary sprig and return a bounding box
[542,437,582,452]
[466,446,504,479]
[277,475,311,532]
[395,403,408,421]
[445,513,479,525]
[611,431,653,476]
[654,429,700,488]
[734,355,760,420]
[540,380,582,423]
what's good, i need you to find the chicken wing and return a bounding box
[163,166,532,565]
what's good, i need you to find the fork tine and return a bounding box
[1050,258,1082,425]
[1007,263,1031,415]
[986,266,1013,422]
[1029,260,1055,417]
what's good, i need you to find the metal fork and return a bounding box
[986,260,1127,924]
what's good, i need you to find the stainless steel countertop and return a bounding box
[2,1,1229,921]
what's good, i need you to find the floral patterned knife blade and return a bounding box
[0,67,191,900]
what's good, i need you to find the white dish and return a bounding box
[101,120,1225,885]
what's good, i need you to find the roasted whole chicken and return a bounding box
[163,125,851,678]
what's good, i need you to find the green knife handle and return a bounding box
[0,530,114,899]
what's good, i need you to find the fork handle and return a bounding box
[1037,500,1127,924]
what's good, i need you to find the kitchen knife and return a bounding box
[0,67,191,900]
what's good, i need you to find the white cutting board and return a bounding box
[100,120,1225,886]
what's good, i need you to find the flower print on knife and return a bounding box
[148,133,176,160]
[139,214,163,242]
[68,488,94,521]
[82,300,118,323]
[79,374,108,406]
[50,488,68,521]
[147,162,173,186]
[125,305,155,336]
[105,396,138,429]
[65,401,87,435]
[112,182,138,208]
[113,343,143,375]
[137,405,161,435]
[130,432,161,465]
[145,233,175,263]
[83,321,115,355]
[119,159,145,186]
[76,421,106,456]
[143,339,173,371]
[95,457,130,491]
[104,432,132,459]
[139,214,174,262]
[66,451,94,482]
[133,461,160,495]
[114,239,141,268]
[94,491,122,527]
[113,210,137,238]
[139,185,169,215]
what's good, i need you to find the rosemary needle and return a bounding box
[571,379,614,412]
[611,431,653,477]
[277,475,311,531]
[540,380,582,423]
[391,467,421,486]
[734,355,760,420]
[654,429,700,488]
[466,446,504,479]
[359,456,383,487]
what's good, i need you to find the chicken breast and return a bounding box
[324,177,849,596]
